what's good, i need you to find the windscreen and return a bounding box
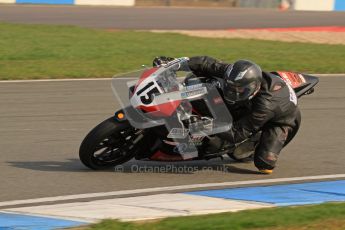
[111,59,233,159]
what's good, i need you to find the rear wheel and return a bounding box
[79,117,142,170]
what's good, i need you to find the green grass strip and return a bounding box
[85,202,345,230]
[0,22,344,80]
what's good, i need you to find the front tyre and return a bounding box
[79,117,141,170]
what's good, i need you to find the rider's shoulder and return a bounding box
[262,72,286,92]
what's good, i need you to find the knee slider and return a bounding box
[254,151,278,170]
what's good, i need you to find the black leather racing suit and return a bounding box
[188,56,301,169]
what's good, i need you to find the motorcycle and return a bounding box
[79,58,319,170]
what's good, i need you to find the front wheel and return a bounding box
[79,117,141,170]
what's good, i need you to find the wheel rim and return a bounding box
[93,128,140,164]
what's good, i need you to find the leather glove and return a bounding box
[153,56,175,67]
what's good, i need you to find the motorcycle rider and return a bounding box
[153,56,301,174]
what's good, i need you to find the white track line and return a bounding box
[1,174,345,208]
[0,74,344,83]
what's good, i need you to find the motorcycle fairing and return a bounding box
[273,71,319,98]
[276,71,306,88]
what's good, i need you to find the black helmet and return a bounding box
[223,60,262,103]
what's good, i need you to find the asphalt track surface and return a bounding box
[0,4,345,29]
[0,76,344,203]
[0,5,345,206]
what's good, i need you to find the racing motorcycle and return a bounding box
[79,58,319,170]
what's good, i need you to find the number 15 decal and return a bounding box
[136,82,160,105]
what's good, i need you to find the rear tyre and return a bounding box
[79,117,141,170]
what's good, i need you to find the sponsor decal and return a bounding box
[181,87,207,99]
[186,83,203,91]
